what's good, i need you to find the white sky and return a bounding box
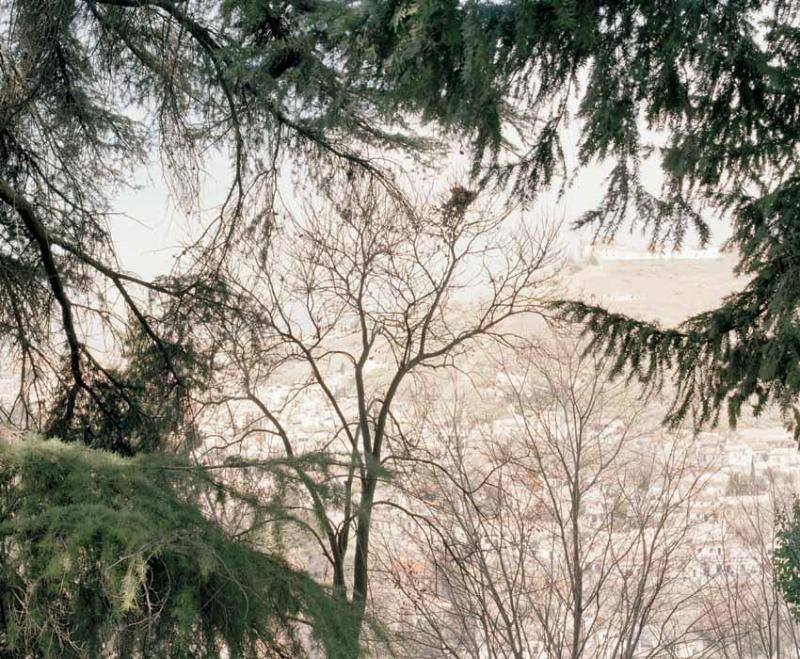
[109,137,732,281]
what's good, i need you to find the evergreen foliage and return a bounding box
[0,0,420,430]
[775,501,800,622]
[0,437,354,658]
[45,322,210,455]
[350,1,800,435]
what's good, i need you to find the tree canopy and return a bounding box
[350,0,800,434]
[0,0,423,433]
[9,0,800,439]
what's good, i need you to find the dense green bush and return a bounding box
[0,438,353,658]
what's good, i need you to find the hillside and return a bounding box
[565,251,744,326]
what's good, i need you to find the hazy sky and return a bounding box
[109,137,732,281]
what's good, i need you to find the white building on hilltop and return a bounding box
[583,244,720,262]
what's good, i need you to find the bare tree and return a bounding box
[190,179,559,654]
[381,339,708,658]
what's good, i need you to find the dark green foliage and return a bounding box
[0,437,354,658]
[556,174,800,437]
[0,0,421,429]
[354,0,799,229]
[351,0,800,435]
[45,321,211,455]
[375,7,743,154]
[776,500,800,620]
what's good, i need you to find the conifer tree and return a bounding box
[0,4,419,653]
[351,0,800,435]
[0,0,419,431]
[0,437,354,657]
